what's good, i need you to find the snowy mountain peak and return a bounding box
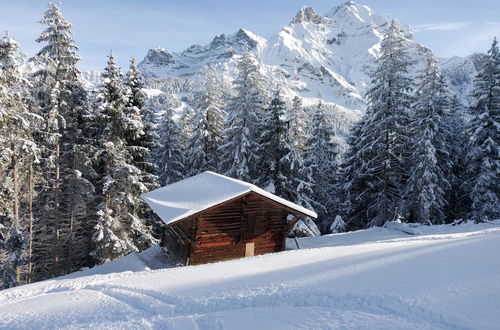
[143,47,175,66]
[137,1,477,121]
[326,1,411,37]
[232,28,267,50]
[137,27,267,78]
[327,1,374,22]
[207,28,265,53]
[230,28,266,51]
[290,6,327,25]
[210,33,226,48]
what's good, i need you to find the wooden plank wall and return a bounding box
[189,192,288,265]
[161,218,196,265]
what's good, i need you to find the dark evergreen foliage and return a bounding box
[465,38,500,222]
[338,21,414,228]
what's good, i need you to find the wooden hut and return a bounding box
[142,171,317,265]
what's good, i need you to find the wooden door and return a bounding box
[245,242,255,257]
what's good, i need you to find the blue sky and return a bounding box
[0,0,498,71]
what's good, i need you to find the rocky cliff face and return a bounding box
[139,28,266,79]
[137,1,478,131]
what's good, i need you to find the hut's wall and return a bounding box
[188,192,288,265]
[161,218,196,265]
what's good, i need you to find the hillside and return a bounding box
[1,221,499,329]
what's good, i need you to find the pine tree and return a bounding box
[154,95,185,185]
[330,215,346,234]
[288,218,321,238]
[403,52,451,224]
[289,97,314,212]
[260,89,288,191]
[337,115,371,230]
[303,101,339,232]
[0,34,39,287]
[91,53,153,264]
[219,53,268,182]
[30,2,96,279]
[123,57,145,162]
[338,21,414,228]
[289,96,308,155]
[259,89,311,207]
[179,105,194,175]
[124,57,159,231]
[124,57,159,190]
[445,95,468,221]
[0,227,26,289]
[186,64,225,175]
[465,38,500,222]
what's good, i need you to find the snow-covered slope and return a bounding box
[81,70,103,89]
[138,1,477,129]
[61,245,171,279]
[440,53,486,107]
[1,221,499,329]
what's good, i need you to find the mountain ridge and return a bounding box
[136,1,478,131]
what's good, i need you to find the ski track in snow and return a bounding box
[0,223,499,329]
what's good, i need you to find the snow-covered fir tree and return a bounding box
[29,2,97,279]
[288,218,321,238]
[259,88,288,191]
[219,53,268,182]
[179,105,194,174]
[336,115,370,230]
[329,215,346,234]
[91,53,154,264]
[465,38,500,222]
[124,57,159,226]
[124,57,159,189]
[186,64,225,175]
[259,89,313,209]
[303,101,339,232]
[289,96,315,213]
[403,52,451,224]
[153,95,185,185]
[0,34,40,288]
[30,2,67,279]
[0,226,26,289]
[123,57,146,167]
[289,96,308,155]
[338,21,414,228]
[445,95,468,221]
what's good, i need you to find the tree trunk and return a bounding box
[53,140,61,277]
[27,164,33,284]
[11,141,19,228]
[11,141,21,284]
[67,145,76,273]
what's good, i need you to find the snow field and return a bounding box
[0,221,499,329]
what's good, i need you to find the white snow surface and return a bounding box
[1,220,499,329]
[62,245,170,279]
[142,171,317,225]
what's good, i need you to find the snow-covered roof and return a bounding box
[142,171,317,226]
